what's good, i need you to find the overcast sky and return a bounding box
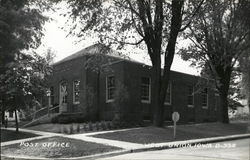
[36,5,200,76]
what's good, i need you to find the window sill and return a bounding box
[73,102,80,105]
[202,106,208,109]
[187,105,194,108]
[106,99,114,103]
[141,100,151,104]
[164,102,171,105]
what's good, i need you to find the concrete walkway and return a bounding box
[65,134,144,150]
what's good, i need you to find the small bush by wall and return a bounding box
[51,113,86,124]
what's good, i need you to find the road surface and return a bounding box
[99,138,250,160]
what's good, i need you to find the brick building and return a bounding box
[48,44,221,124]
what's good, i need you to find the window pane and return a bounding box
[141,77,150,102]
[107,76,115,101]
[73,80,80,103]
[202,88,208,107]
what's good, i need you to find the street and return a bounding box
[99,138,250,160]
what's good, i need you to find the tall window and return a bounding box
[164,83,171,105]
[187,85,194,107]
[106,76,115,102]
[73,80,80,104]
[202,88,208,109]
[141,77,151,103]
[50,86,54,105]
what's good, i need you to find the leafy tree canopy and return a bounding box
[178,0,250,123]
[0,0,53,130]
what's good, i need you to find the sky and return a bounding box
[36,5,200,76]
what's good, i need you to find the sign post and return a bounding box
[172,112,180,139]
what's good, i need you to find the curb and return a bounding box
[78,133,250,160]
[131,133,250,153]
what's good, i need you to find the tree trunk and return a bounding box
[96,70,100,121]
[15,109,19,132]
[1,110,5,125]
[219,92,229,123]
[152,64,164,127]
[217,70,231,124]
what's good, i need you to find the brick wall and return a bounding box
[49,55,220,124]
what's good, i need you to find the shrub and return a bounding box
[101,121,107,130]
[76,124,80,133]
[89,122,93,131]
[69,125,74,134]
[95,122,99,131]
[51,113,86,124]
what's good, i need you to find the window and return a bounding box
[50,86,54,105]
[187,85,194,107]
[141,77,151,103]
[164,83,171,105]
[106,76,115,102]
[73,80,80,104]
[201,88,208,109]
[9,111,13,118]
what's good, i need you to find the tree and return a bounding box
[179,0,250,123]
[57,0,203,127]
[0,52,52,131]
[0,0,52,131]
[239,52,250,110]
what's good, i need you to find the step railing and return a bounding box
[33,105,60,120]
[22,105,60,127]
[23,105,60,121]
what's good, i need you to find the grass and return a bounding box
[1,129,39,142]
[1,136,121,158]
[92,122,250,144]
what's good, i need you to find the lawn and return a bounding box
[92,122,250,144]
[1,129,39,142]
[1,136,121,158]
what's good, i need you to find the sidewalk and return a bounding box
[1,124,250,160]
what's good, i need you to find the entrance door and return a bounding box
[59,81,68,113]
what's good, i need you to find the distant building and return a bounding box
[4,111,20,122]
[237,99,249,114]
[47,44,221,124]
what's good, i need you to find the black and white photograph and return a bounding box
[0,0,249,160]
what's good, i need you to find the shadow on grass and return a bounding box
[1,136,121,158]
[1,129,39,142]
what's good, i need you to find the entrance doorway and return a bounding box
[59,81,68,113]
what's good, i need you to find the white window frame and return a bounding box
[73,80,80,104]
[202,88,208,109]
[187,85,194,107]
[141,77,151,103]
[164,83,172,105]
[106,75,115,103]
